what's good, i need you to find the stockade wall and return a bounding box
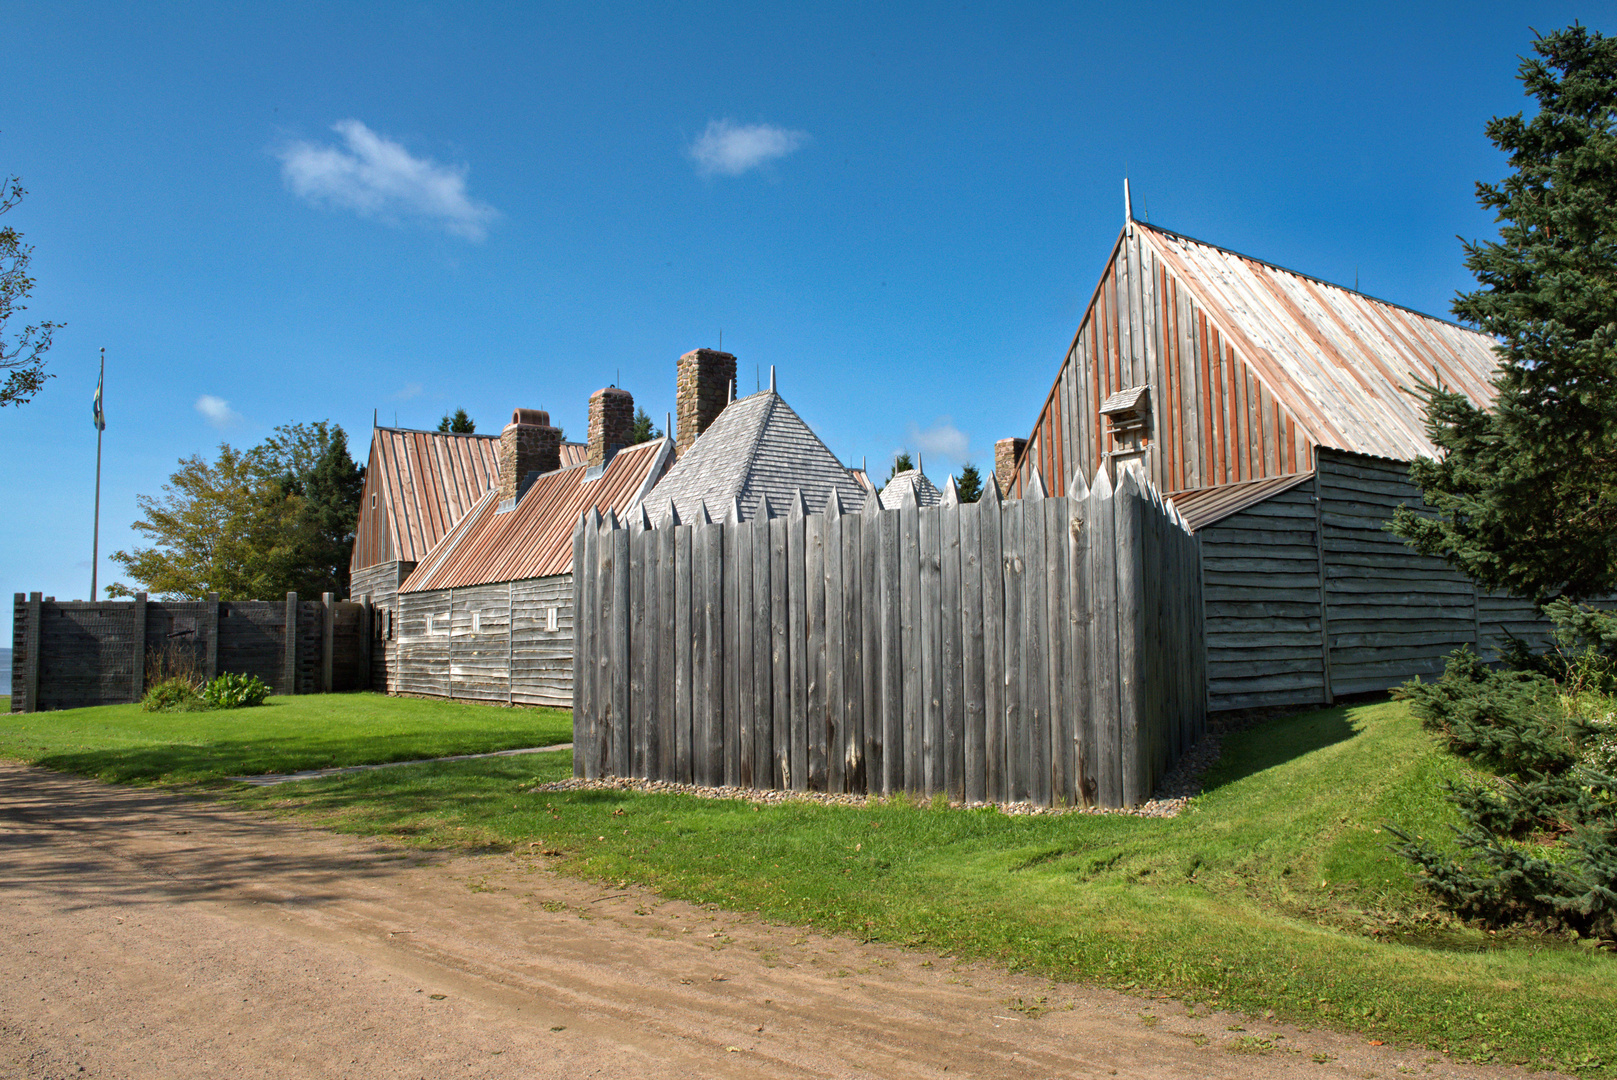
[571,468,1205,809]
[10,592,371,712]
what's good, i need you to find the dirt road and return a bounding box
[0,762,1533,1079]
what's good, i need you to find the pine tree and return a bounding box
[1392,26,1617,601]
[629,407,662,444]
[955,463,983,503]
[884,451,915,486]
[436,408,475,433]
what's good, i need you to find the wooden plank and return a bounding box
[751,512,773,788]
[860,498,882,794]
[656,521,677,780]
[940,502,963,802]
[591,519,612,778]
[723,518,739,787]
[1001,496,1024,802]
[1087,472,1120,806]
[1044,494,1068,805]
[1115,470,1145,805]
[130,593,147,704]
[980,482,1005,804]
[900,494,922,792]
[733,517,753,788]
[959,502,985,803]
[611,524,632,778]
[631,524,650,777]
[675,522,694,785]
[919,502,941,792]
[841,501,864,792]
[806,510,828,792]
[283,592,299,698]
[690,520,709,785]
[1023,490,1049,806]
[770,515,791,789]
[702,520,725,787]
[825,495,846,793]
[879,507,902,794]
[1066,471,1093,805]
[788,502,808,792]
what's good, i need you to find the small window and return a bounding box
[546,607,558,632]
[471,611,482,634]
[371,492,377,509]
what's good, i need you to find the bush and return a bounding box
[1389,605,1617,941]
[141,676,207,713]
[201,672,271,710]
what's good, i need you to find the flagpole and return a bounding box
[91,348,103,601]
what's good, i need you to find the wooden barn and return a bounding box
[348,422,584,689]
[1001,211,1557,712]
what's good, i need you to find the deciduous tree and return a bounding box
[0,171,60,408]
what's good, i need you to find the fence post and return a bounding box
[321,592,335,693]
[1115,467,1146,806]
[571,512,589,778]
[204,593,219,683]
[132,592,148,703]
[283,592,299,695]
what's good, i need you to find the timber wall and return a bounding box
[10,592,371,712]
[350,560,413,692]
[572,469,1206,809]
[393,574,574,708]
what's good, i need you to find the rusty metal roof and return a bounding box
[1167,472,1316,532]
[351,428,503,570]
[1138,223,1499,462]
[559,442,587,468]
[401,438,673,592]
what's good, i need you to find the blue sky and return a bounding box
[0,1,1596,619]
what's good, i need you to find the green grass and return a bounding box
[0,692,571,784]
[227,699,1615,1075]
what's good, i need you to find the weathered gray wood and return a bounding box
[1001,496,1024,802]
[283,592,299,697]
[656,519,676,780]
[787,500,808,792]
[1115,470,1144,805]
[805,511,827,791]
[732,518,752,787]
[879,506,902,794]
[749,512,772,788]
[629,523,647,777]
[689,521,708,785]
[130,592,147,704]
[1311,467,1334,704]
[770,514,791,789]
[1066,470,1093,805]
[899,492,921,791]
[590,516,612,778]
[1042,496,1067,805]
[860,497,882,792]
[320,592,334,693]
[723,519,739,787]
[919,499,941,792]
[24,592,43,712]
[701,520,724,787]
[573,518,591,775]
[824,494,846,793]
[841,500,863,792]
[940,502,963,802]
[959,502,985,804]
[675,521,694,785]
[1087,472,1120,806]
[204,593,220,684]
[611,524,632,778]
[980,479,1005,803]
[1022,488,1048,806]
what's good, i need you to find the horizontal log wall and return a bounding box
[350,560,413,693]
[392,575,575,708]
[573,469,1206,809]
[10,594,369,712]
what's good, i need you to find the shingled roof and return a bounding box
[401,438,673,592]
[645,389,868,524]
[877,470,942,510]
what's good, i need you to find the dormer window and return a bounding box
[1100,385,1150,439]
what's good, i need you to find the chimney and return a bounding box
[676,348,737,456]
[498,408,562,503]
[994,437,1026,495]
[587,386,634,468]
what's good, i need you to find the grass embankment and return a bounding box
[0,692,572,784]
[232,699,1615,1074]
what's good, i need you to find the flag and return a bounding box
[92,361,105,432]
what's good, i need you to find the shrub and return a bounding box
[141,676,207,713]
[1389,605,1617,941]
[201,671,271,710]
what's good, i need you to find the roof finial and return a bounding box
[728,378,734,404]
[1124,177,1133,223]
[769,365,776,393]
[917,452,924,477]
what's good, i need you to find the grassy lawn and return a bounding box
[225,698,1614,1075]
[0,693,571,784]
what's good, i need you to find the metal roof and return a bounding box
[645,389,869,524]
[1167,472,1315,532]
[351,428,503,570]
[400,438,673,592]
[1138,223,1499,462]
[877,470,942,510]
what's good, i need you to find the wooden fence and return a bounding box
[571,467,1205,808]
[10,591,371,712]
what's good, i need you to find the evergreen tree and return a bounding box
[884,451,915,486]
[437,408,475,433]
[955,463,983,503]
[276,425,366,598]
[1392,26,1617,601]
[629,407,662,444]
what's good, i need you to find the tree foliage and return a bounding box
[1392,26,1617,601]
[629,406,662,445]
[108,421,365,600]
[1,172,60,408]
[884,451,915,486]
[955,462,983,503]
[437,408,475,433]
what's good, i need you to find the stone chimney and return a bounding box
[994,437,1026,495]
[676,348,737,457]
[498,408,562,503]
[587,386,634,468]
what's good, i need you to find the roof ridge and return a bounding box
[729,391,779,510]
[376,426,502,439]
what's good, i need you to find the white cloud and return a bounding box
[277,120,498,240]
[908,417,971,468]
[390,382,424,402]
[687,119,808,176]
[195,395,243,429]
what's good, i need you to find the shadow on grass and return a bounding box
[1201,706,1360,792]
